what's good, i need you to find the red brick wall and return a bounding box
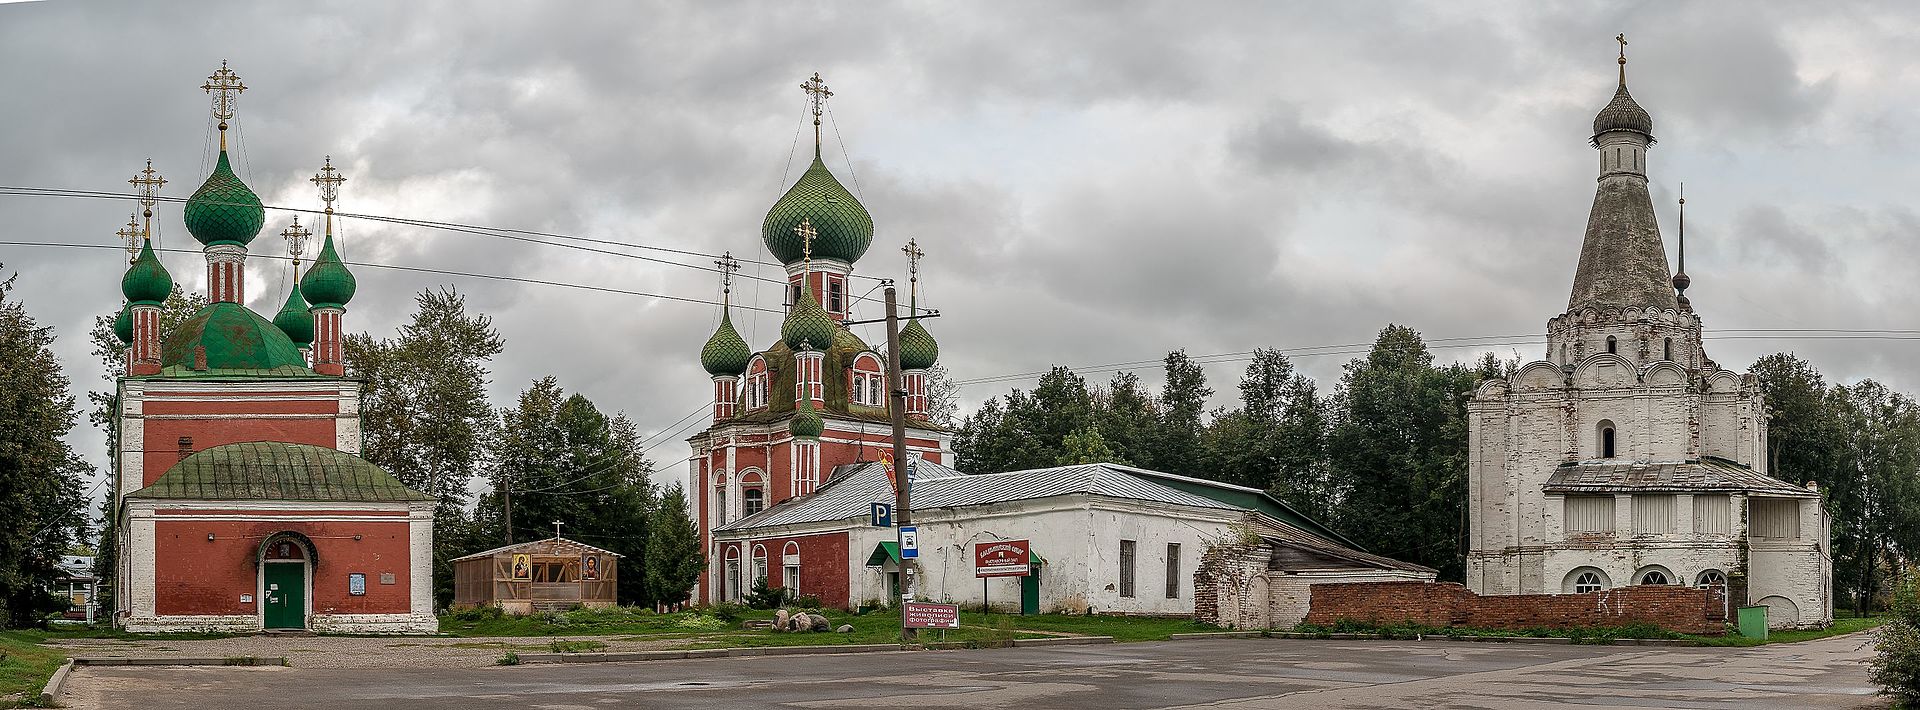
[153,518,413,616]
[745,531,852,609]
[141,390,343,487]
[1304,581,1726,635]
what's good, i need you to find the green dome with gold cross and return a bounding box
[701,309,752,376]
[762,156,873,265]
[183,149,266,247]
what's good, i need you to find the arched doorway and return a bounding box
[259,532,315,630]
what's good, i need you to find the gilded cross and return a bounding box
[1616,33,1628,60]
[200,60,246,123]
[794,218,818,265]
[714,250,741,296]
[901,239,924,281]
[311,156,345,214]
[801,72,832,122]
[116,214,142,262]
[281,217,312,272]
[128,159,166,221]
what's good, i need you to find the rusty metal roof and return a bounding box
[1543,457,1815,497]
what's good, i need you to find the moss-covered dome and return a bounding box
[160,302,310,372]
[898,318,939,370]
[273,283,315,347]
[301,234,357,308]
[789,398,824,439]
[762,156,874,264]
[700,309,751,376]
[121,241,174,305]
[113,304,134,344]
[183,150,266,247]
[781,282,838,351]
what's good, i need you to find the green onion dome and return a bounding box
[780,281,837,351]
[161,302,309,372]
[300,234,356,308]
[789,397,824,440]
[898,318,939,370]
[120,240,174,305]
[113,304,134,344]
[700,309,752,376]
[761,156,874,265]
[273,282,315,347]
[830,324,867,353]
[183,150,266,247]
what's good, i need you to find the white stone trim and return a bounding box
[409,503,434,617]
[310,612,438,634]
[146,499,414,512]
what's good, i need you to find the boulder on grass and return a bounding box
[836,624,854,633]
[810,615,831,632]
[773,609,789,632]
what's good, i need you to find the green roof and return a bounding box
[864,541,901,566]
[273,282,315,346]
[762,156,874,265]
[790,398,824,439]
[781,281,838,351]
[898,318,939,370]
[183,149,266,247]
[700,308,752,376]
[121,240,174,304]
[301,233,356,308]
[161,302,311,373]
[129,441,433,502]
[113,303,133,344]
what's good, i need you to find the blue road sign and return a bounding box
[900,526,919,559]
[870,502,893,527]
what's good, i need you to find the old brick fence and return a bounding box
[1303,581,1727,634]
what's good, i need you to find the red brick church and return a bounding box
[109,63,435,633]
[688,74,949,604]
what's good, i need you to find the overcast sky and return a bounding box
[4,1,1920,502]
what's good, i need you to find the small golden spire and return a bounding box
[800,72,832,156]
[201,60,247,150]
[117,214,142,263]
[310,155,345,236]
[128,158,166,240]
[1615,33,1629,86]
[714,250,741,305]
[281,217,313,276]
[902,238,924,314]
[794,218,818,305]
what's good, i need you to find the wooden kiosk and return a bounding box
[452,537,621,613]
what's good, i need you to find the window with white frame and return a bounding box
[1568,568,1608,594]
[746,368,769,410]
[743,488,764,517]
[1637,568,1671,585]
[1696,569,1727,589]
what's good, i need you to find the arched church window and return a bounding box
[1598,420,1616,459]
[1696,570,1727,589]
[1664,337,1672,362]
[1570,569,1607,594]
[1638,569,1670,585]
[1606,336,1617,354]
[743,488,764,517]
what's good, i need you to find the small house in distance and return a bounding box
[452,537,620,614]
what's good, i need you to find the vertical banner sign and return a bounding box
[974,540,1031,577]
[900,526,919,559]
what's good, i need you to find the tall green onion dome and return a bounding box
[761,156,874,264]
[273,282,315,347]
[113,304,134,344]
[183,149,266,246]
[700,308,752,376]
[781,281,837,351]
[161,302,309,372]
[120,240,174,305]
[301,234,357,308]
[789,397,824,439]
[898,318,939,370]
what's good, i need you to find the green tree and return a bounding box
[955,366,1093,473]
[646,484,704,607]
[1145,351,1211,476]
[1201,350,1331,514]
[0,269,92,627]
[1325,325,1477,579]
[345,287,504,607]
[1057,425,1126,466]
[1095,371,1159,467]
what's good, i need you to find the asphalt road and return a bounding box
[62,634,1885,709]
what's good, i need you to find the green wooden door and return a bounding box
[1020,569,1040,615]
[264,564,305,629]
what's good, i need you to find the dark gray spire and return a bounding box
[1567,41,1677,313]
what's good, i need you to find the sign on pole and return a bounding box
[870,502,893,527]
[974,539,1031,578]
[903,602,960,629]
[900,525,919,559]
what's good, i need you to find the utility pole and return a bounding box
[503,479,514,545]
[884,285,915,641]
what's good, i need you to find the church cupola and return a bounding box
[896,239,939,420]
[301,156,355,376]
[764,74,870,322]
[184,62,265,306]
[121,164,173,375]
[782,221,836,411]
[1565,35,1677,315]
[703,253,751,420]
[273,218,317,357]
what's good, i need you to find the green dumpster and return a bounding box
[1737,605,1768,640]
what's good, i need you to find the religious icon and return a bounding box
[511,553,531,580]
[582,554,600,581]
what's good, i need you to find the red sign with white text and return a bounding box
[974,539,1031,578]
[904,602,960,629]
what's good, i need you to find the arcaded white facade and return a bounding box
[1464,56,1832,629]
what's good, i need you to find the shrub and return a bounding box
[708,602,747,622]
[442,605,506,623]
[497,651,520,666]
[745,577,786,610]
[790,594,824,609]
[1872,577,1920,703]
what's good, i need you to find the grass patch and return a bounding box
[547,639,608,654]
[0,630,70,708]
[1683,615,1885,647]
[27,625,238,642]
[986,613,1217,642]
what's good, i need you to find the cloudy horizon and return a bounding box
[5,1,1919,506]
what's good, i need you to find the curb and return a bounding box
[39,659,74,706]
[515,636,1115,664]
[1166,632,1702,647]
[70,656,289,666]
[1169,632,1263,640]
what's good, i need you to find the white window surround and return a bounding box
[1566,567,1609,594]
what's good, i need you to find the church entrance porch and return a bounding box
[260,534,312,630]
